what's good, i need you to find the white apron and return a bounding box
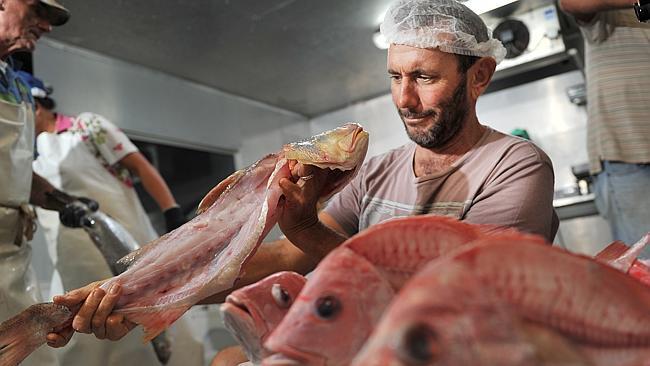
[0,65,58,365]
[34,127,203,366]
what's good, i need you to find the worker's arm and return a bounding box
[120,152,177,211]
[559,0,636,21]
[30,173,99,227]
[29,173,59,209]
[119,152,185,231]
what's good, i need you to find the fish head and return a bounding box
[29,303,73,330]
[221,271,307,362]
[283,123,369,171]
[282,123,369,199]
[352,262,536,366]
[263,247,395,366]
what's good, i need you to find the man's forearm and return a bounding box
[560,0,636,16]
[284,218,348,261]
[30,173,60,210]
[121,153,177,211]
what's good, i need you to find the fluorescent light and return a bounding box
[461,0,519,15]
[373,31,389,49]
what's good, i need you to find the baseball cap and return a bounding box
[39,0,70,26]
[15,71,51,98]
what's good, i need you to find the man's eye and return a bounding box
[389,75,402,82]
[417,76,434,83]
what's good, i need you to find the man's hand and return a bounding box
[59,197,99,228]
[277,161,330,239]
[47,281,136,347]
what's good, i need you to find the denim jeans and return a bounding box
[594,161,650,256]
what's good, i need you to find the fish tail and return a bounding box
[0,332,36,366]
[124,306,190,342]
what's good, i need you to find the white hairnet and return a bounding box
[380,0,507,63]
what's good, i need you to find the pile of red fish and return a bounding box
[222,216,650,366]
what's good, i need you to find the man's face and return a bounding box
[0,0,52,54]
[388,44,469,149]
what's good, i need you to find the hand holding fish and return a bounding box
[277,162,328,235]
[46,281,136,347]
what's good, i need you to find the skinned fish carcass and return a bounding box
[221,271,306,363]
[0,123,368,366]
[353,234,650,366]
[79,209,173,364]
[262,215,514,366]
[97,123,368,341]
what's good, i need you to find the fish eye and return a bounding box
[314,296,341,320]
[271,284,292,308]
[398,323,438,365]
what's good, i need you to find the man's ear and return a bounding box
[468,57,497,100]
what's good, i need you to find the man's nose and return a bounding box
[395,80,419,110]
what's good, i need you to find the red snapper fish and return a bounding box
[221,271,306,363]
[0,123,368,366]
[263,216,504,366]
[354,234,650,366]
[0,303,73,366]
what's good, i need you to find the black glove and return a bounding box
[163,206,185,233]
[59,197,99,228]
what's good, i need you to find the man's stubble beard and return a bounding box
[399,75,469,149]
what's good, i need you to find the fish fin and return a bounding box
[630,261,650,287]
[197,170,246,214]
[0,326,40,366]
[594,241,629,262]
[124,306,190,342]
[595,234,650,273]
[0,341,32,366]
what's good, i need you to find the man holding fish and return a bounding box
[0,1,113,364]
[47,0,558,356]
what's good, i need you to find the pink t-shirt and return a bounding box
[325,128,559,241]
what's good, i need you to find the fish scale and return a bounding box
[346,216,485,289]
[353,234,650,366]
[263,216,495,366]
[456,238,650,347]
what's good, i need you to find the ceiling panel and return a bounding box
[45,0,396,117]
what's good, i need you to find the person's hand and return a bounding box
[59,197,99,228]
[163,206,185,232]
[277,161,330,239]
[47,281,136,346]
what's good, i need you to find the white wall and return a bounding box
[34,38,309,167]
[310,71,589,190]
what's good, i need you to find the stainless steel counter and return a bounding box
[553,193,599,220]
[552,193,613,255]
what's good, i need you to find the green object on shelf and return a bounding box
[510,128,531,140]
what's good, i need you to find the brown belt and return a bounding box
[0,203,37,246]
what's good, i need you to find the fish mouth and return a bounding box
[222,295,268,336]
[341,124,366,153]
[222,301,266,361]
[262,351,326,366]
